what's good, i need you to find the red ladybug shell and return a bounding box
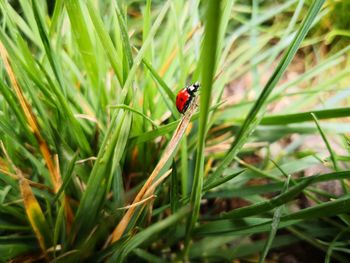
[176,88,191,113]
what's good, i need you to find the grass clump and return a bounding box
[0,0,350,262]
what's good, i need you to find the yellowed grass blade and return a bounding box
[117,195,157,210]
[115,169,172,211]
[20,178,51,260]
[1,142,51,259]
[144,169,172,197]
[1,142,48,188]
[0,41,61,192]
[109,97,198,244]
[0,166,51,191]
[0,41,73,231]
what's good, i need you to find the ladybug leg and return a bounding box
[184,95,197,114]
[192,96,198,108]
[182,99,191,114]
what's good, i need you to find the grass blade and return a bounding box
[114,3,134,73]
[261,107,350,125]
[311,113,347,193]
[221,177,312,219]
[282,195,350,221]
[64,0,100,90]
[109,98,198,244]
[195,196,350,237]
[85,1,123,85]
[141,58,178,117]
[259,165,291,263]
[52,151,79,204]
[311,113,340,171]
[111,207,189,262]
[109,104,158,128]
[32,0,92,154]
[31,0,65,93]
[0,41,61,192]
[72,110,131,242]
[185,0,223,255]
[211,0,326,180]
[122,1,171,91]
[20,179,51,260]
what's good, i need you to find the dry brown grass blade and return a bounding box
[0,145,52,191]
[144,169,172,197]
[0,42,74,231]
[117,195,157,210]
[0,41,62,193]
[109,97,199,244]
[0,167,51,191]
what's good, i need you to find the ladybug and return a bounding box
[176,82,200,114]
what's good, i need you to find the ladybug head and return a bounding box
[187,82,200,95]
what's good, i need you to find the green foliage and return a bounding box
[0,0,349,262]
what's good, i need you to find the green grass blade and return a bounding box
[311,113,348,193]
[212,0,326,180]
[112,207,189,261]
[64,0,100,90]
[185,0,223,254]
[325,230,349,263]
[114,3,133,73]
[221,177,312,219]
[282,195,350,221]
[72,111,131,241]
[1,1,40,48]
[31,0,65,94]
[1,0,349,261]
[180,139,189,197]
[30,1,92,153]
[133,248,168,263]
[49,0,64,36]
[109,104,158,128]
[0,236,37,261]
[311,113,340,171]
[259,164,291,263]
[206,171,350,199]
[190,235,300,261]
[203,169,245,192]
[129,102,222,146]
[0,81,31,135]
[53,199,65,258]
[195,196,350,237]
[122,1,171,91]
[170,161,179,212]
[141,58,178,117]
[52,151,79,204]
[261,107,350,125]
[85,0,123,85]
